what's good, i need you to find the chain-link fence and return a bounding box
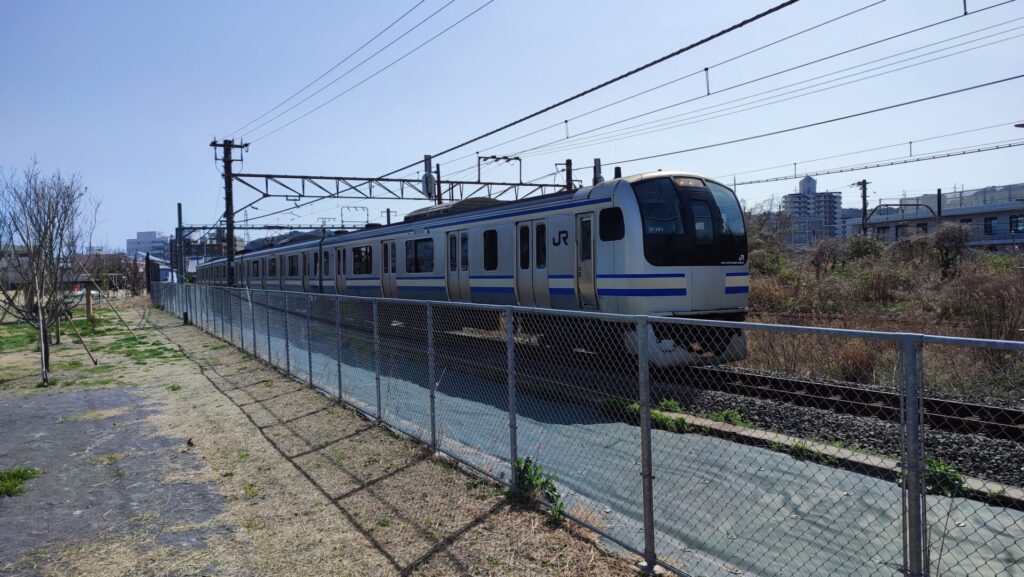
[150,283,1024,577]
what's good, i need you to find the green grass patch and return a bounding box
[167,383,181,392]
[658,398,684,413]
[705,409,753,428]
[0,323,39,353]
[0,467,41,498]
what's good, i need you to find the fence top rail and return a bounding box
[162,283,1024,351]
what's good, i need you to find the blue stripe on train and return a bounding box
[598,288,687,296]
[724,286,749,294]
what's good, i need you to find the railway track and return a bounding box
[680,366,1024,443]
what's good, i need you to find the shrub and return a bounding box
[932,223,969,278]
[843,234,883,260]
[509,457,564,523]
[658,399,683,412]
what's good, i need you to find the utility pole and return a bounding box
[383,208,393,225]
[857,179,870,235]
[176,202,184,285]
[210,139,248,286]
[435,164,442,204]
[565,158,574,191]
[936,188,942,231]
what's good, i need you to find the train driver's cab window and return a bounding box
[691,200,714,246]
[483,229,498,271]
[405,238,434,273]
[287,255,298,277]
[599,208,624,241]
[353,246,372,275]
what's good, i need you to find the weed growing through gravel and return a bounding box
[705,409,753,427]
[167,383,181,392]
[0,467,41,498]
[925,457,966,496]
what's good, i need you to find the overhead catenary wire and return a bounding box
[515,24,1024,158]
[599,73,1024,167]
[716,119,1024,179]
[378,0,803,177]
[249,0,494,143]
[240,0,460,141]
[419,0,888,180]
[423,0,1017,181]
[227,0,428,138]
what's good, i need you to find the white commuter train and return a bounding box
[197,171,750,365]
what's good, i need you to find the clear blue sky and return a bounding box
[2,0,1022,249]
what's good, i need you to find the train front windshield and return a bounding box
[632,176,747,266]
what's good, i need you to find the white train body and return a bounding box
[197,171,749,365]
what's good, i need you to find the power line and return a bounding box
[716,119,1024,179]
[429,0,1016,180]
[378,0,803,177]
[732,139,1024,187]
[227,0,428,138]
[424,0,887,180]
[602,72,1024,166]
[249,0,493,143]
[240,0,459,140]
[517,24,1024,158]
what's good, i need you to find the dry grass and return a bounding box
[5,303,634,576]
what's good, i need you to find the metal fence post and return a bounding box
[373,300,382,423]
[335,295,343,402]
[238,289,246,352]
[636,317,657,574]
[306,294,313,386]
[506,307,518,488]
[228,288,235,345]
[250,289,257,356]
[265,292,272,365]
[427,302,436,451]
[284,292,291,375]
[219,288,226,339]
[900,336,929,577]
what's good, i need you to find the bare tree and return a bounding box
[0,160,94,384]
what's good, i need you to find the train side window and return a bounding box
[302,253,308,276]
[252,261,260,278]
[390,242,396,273]
[1011,215,1024,233]
[691,200,714,246]
[599,207,625,241]
[448,234,457,271]
[288,255,298,277]
[405,239,434,273]
[313,252,320,276]
[383,243,390,274]
[268,258,277,277]
[460,231,468,271]
[519,225,530,269]
[335,249,342,276]
[353,246,372,275]
[535,224,546,269]
[483,229,498,271]
[580,219,592,261]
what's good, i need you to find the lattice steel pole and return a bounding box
[427,302,436,450]
[306,294,313,386]
[636,317,657,574]
[900,336,929,577]
[335,296,343,402]
[284,292,291,375]
[373,300,382,423]
[506,307,518,488]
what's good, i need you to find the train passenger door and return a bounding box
[381,240,397,297]
[335,248,347,295]
[515,220,550,307]
[445,230,469,301]
[301,253,310,292]
[576,213,597,309]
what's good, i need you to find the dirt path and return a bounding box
[0,304,634,576]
